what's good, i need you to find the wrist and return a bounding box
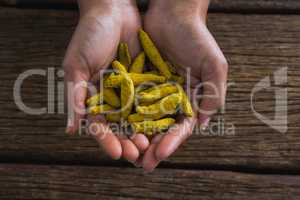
[148,0,209,22]
[78,0,137,18]
[78,0,113,17]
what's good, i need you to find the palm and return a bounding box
[140,7,228,171]
[64,4,150,162]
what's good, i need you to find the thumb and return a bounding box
[64,66,90,134]
[197,58,228,129]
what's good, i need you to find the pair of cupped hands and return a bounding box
[63,0,228,172]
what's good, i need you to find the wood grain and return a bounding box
[210,0,300,13]
[0,164,300,200]
[0,8,299,170]
[1,0,300,13]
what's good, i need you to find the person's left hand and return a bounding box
[138,0,228,172]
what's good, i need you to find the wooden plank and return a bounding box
[0,164,300,200]
[1,0,300,13]
[0,8,300,170]
[210,0,300,13]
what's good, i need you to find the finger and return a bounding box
[120,139,140,163]
[142,134,163,172]
[197,56,228,128]
[155,117,197,161]
[65,70,89,134]
[88,116,122,160]
[121,15,142,58]
[125,33,141,59]
[130,133,150,153]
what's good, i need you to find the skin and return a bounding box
[63,0,149,162]
[140,0,228,171]
[64,0,228,171]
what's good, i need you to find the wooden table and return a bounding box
[0,0,300,199]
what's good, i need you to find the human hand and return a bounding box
[63,0,149,162]
[140,0,228,171]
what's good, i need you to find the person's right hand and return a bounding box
[63,0,149,162]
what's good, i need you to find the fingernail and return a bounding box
[198,115,210,131]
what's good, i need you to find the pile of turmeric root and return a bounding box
[86,29,194,136]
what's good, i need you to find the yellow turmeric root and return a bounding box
[138,83,179,103]
[128,111,169,123]
[106,112,121,122]
[178,85,194,117]
[104,73,166,87]
[86,30,195,136]
[128,113,147,123]
[89,104,115,115]
[120,73,135,119]
[118,43,131,70]
[135,84,149,94]
[86,88,121,108]
[144,70,159,75]
[130,52,145,73]
[132,118,176,135]
[139,29,172,79]
[144,71,184,84]
[86,93,102,107]
[138,101,156,107]
[112,60,127,73]
[103,88,121,108]
[136,93,181,116]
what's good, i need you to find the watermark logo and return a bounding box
[251,67,288,134]
[12,66,289,136]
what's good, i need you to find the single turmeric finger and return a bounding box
[130,52,145,73]
[139,29,172,79]
[104,73,166,87]
[130,73,166,86]
[86,92,104,107]
[139,83,179,103]
[138,101,155,107]
[112,60,127,73]
[132,118,176,135]
[144,70,159,75]
[118,43,131,70]
[136,93,181,116]
[103,88,121,108]
[86,88,120,108]
[120,73,135,119]
[178,85,194,117]
[89,104,115,115]
[103,73,121,88]
[128,112,167,123]
[128,113,147,123]
[144,71,184,84]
